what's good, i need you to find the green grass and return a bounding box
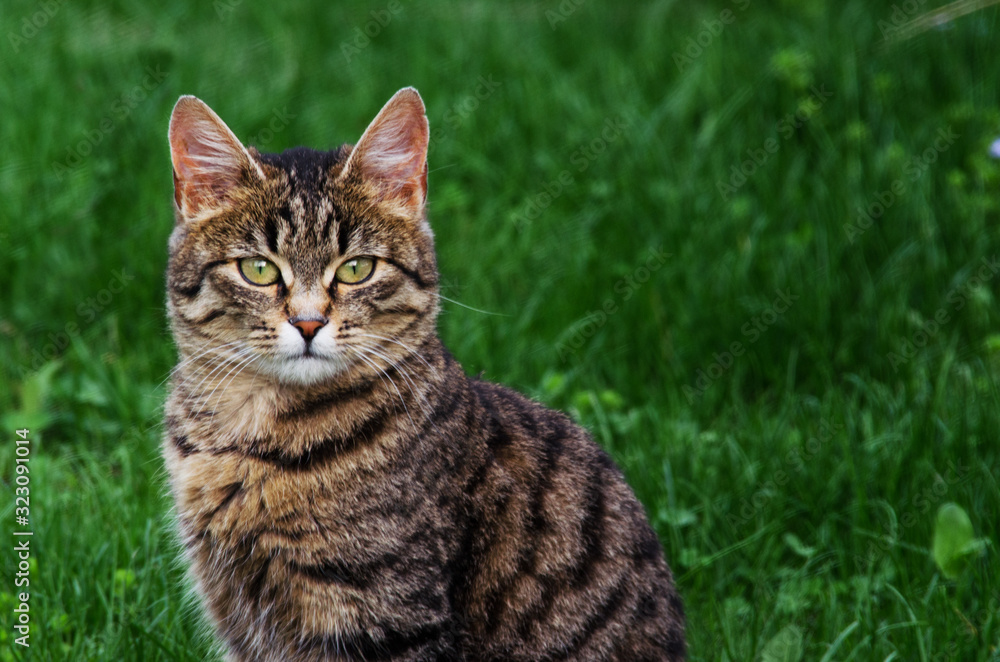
[2,0,999,659]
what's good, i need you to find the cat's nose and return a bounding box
[290,317,327,341]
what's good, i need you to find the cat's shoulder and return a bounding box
[464,374,620,473]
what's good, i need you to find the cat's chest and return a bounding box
[168,435,393,551]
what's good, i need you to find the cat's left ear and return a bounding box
[168,96,264,221]
[339,87,429,213]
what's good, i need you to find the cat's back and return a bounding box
[457,379,686,661]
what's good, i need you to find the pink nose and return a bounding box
[291,318,326,341]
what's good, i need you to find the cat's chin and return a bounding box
[259,354,353,386]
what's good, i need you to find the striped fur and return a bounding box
[164,89,685,661]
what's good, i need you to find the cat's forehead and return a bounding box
[257,145,348,191]
[241,145,388,266]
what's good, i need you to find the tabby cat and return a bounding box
[163,87,685,661]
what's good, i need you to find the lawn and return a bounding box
[1,0,998,659]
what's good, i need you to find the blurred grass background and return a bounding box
[1,0,999,659]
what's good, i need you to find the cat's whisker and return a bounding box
[222,351,266,429]
[176,355,244,397]
[340,347,396,411]
[158,340,244,391]
[348,337,436,410]
[350,332,440,376]
[173,343,248,391]
[349,347,415,429]
[350,342,438,434]
[179,346,255,413]
[202,350,260,416]
[346,346,418,434]
[352,344,426,431]
[211,358,264,430]
[433,293,508,317]
[180,348,255,411]
[175,339,244,368]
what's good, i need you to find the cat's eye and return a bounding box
[335,257,375,284]
[238,257,281,286]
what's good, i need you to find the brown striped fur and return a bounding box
[164,88,685,661]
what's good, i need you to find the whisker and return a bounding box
[157,340,244,390]
[350,342,438,435]
[350,332,439,376]
[434,293,508,317]
[346,346,418,434]
[171,343,248,391]
[202,350,260,416]
[181,347,256,412]
[180,348,255,408]
[216,354,266,431]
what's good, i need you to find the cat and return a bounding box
[163,87,686,661]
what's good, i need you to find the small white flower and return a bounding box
[989,138,1000,159]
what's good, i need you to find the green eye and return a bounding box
[335,257,375,284]
[238,257,281,286]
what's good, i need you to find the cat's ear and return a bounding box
[168,96,263,220]
[340,87,429,212]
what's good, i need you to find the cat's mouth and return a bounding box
[258,348,354,386]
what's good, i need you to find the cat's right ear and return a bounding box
[168,96,263,221]
[338,88,429,215]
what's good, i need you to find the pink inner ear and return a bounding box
[349,89,429,206]
[169,97,253,217]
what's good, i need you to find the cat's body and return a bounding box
[164,88,685,661]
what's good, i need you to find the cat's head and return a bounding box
[166,88,438,387]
